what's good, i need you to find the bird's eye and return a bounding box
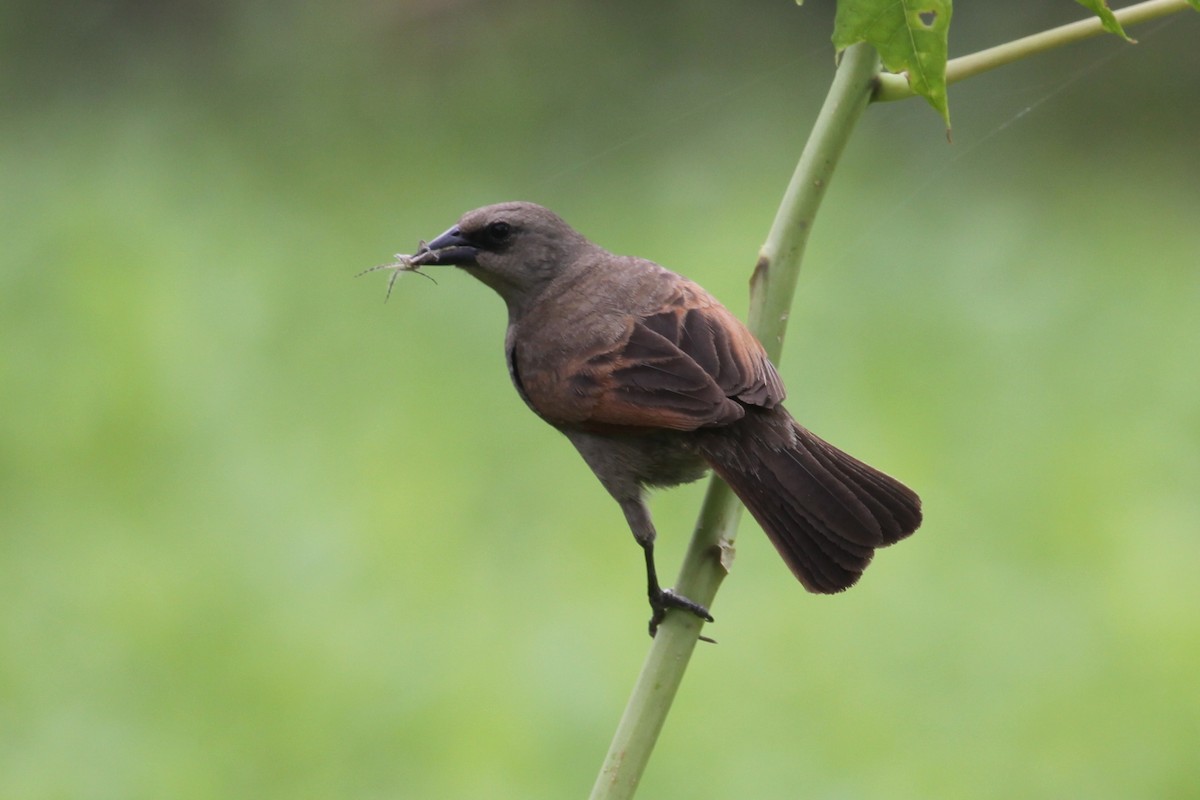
[485,221,513,243]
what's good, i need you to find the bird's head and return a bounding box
[411,201,591,310]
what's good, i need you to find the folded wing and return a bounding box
[577,284,785,432]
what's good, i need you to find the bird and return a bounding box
[389,201,922,636]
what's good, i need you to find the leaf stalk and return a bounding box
[874,0,1193,103]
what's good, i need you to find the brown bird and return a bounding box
[397,201,921,636]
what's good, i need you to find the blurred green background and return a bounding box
[3,2,1198,798]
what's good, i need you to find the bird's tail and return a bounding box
[697,407,921,593]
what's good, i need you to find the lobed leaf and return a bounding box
[833,0,953,127]
[1074,0,1135,42]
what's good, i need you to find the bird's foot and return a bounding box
[648,587,715,640]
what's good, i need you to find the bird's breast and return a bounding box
[506,324,613,429]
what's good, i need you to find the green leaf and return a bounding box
[1187,0,1199,11]
[833,0,952,127]
[1074,0,1135,42]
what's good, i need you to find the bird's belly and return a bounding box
[565,429,710,491]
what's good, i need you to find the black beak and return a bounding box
[410,226,479,266]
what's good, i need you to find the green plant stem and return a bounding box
[875,0,1193,102]
[587,42,881,800]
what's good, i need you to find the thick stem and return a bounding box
[587,42,881,800]
[875,0,1192,103]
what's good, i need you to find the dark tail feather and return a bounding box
[697,407,922,594]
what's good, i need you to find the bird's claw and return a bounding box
[648,587,714,641]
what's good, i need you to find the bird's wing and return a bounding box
[571,285,786,432]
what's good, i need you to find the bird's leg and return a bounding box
[641,541,715,637]
[619,498,714,637]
